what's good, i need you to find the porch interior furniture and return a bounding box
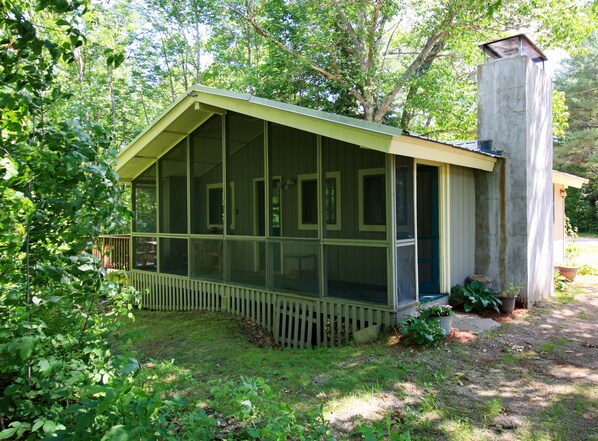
[284,253,316,280]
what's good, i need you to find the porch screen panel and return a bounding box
[226,112,264,236]
[159,141,187,234]
[191,116,223,234]
[270,240,319,295]
[396,244,416,304]
[268,123,317,238]
[133,236,156,271]
[325,245,388,305]
[160,238,188,276]
[322,137,386,240]
[396,156,415,240]
[226,239,266,288]
[190,238,223,280]
[132,164,156,233]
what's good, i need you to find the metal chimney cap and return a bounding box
[479,34,548,65]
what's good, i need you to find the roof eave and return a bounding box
[552,171,589,188]
[389,135,497,172]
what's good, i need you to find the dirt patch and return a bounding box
[441,275,598,439]
[446,329,478,344]
[329,275,598,439]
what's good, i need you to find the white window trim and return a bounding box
[206,182,235,230]
[297,172,341,231]
[358,167,386,232]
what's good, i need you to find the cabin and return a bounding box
[114,35,563,347]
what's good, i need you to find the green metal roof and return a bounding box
[117,85,497,181]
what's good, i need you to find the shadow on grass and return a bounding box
[131,307,597,440]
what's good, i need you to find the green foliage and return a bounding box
[357,414,412,440]
[498,283,521,299]
[419,304,454,317]
[564,216,581,265]
[578,263,598,275]
[450,281,502,313]
[566,183,598,234]
[0,0,167,438]
[398,314,446,346]
[209,377,331,440]
[553,270,569,293]
[555,31,598,233]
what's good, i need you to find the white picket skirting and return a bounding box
[130,270,395,348]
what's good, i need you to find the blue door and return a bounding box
[417,165,440,295]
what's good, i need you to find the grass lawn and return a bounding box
[130,246,598,440]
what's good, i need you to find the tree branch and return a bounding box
[229,5,367,105]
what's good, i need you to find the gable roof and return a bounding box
[117,85,498,181]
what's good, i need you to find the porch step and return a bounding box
[419,293,449,306]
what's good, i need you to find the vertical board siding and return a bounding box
[449,166,476,286]
[131,270,395,348]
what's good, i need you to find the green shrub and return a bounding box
[578,263,598,275]
[398,313,446,346]
[450,281,502,313]
[554,270,569,292]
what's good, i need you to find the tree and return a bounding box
[219,0,596,133]
[555,31,598,233]
[0,1,157,437]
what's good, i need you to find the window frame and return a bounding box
[206,182,235,230]
[297,171,341,231]
[358,167,386,232]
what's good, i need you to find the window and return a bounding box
[359,168,386,232]
[206,182,235,230]
[298,172,341,230]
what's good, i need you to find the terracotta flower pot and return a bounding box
[556,265,579,282]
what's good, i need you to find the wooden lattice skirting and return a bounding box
[131,271,396,349]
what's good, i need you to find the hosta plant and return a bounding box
[450,281,502,313]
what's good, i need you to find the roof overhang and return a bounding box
[117,86,497,181]
[552,170,589,188]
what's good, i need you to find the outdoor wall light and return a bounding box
[284,178,295,190]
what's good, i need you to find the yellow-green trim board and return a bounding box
[117,86,498,181]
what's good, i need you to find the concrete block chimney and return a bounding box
[475,35,554,305]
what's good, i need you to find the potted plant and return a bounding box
[418,304,454,337]
[556,217,580,282]
[498,283,520,314]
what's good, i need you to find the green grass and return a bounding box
[131,302,597,440]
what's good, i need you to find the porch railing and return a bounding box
[94,234,130,271]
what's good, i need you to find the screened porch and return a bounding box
[131,111,418,310]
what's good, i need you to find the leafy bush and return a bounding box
[578,263,598,275]
[398,314,446,346]
[0,3,162,437]
[554,270,569,292]
[450,281,502,313]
